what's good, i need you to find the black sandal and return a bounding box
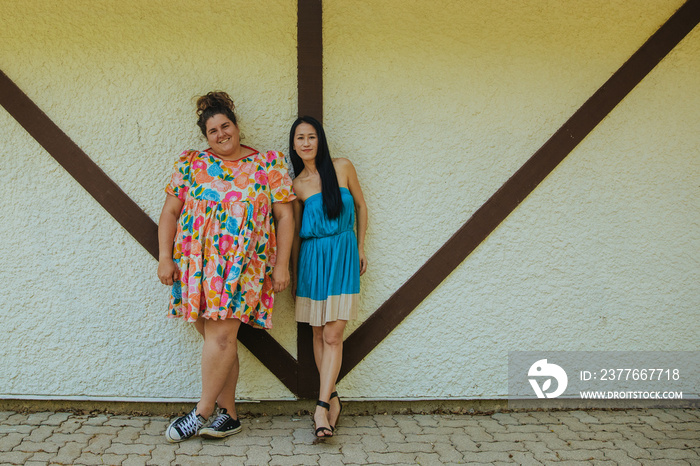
[314,400,333,438]
[329,391,343,432]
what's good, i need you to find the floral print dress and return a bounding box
[165,147,295,329]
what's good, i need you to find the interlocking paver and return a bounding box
[523,439,559,462]
[479,440,528,452]
[55,418,83,434]
[146,443,177,465]
[200,442,249,456]
[317,453,345,466]
[639,460,694,466]
[415,451,443,464]
[82,414,109,426]
[338,443,368,463]
[462,450,515,462]
[433,442,464,462]
[105,416,149,428]
[0,432,24,450]
[122,454,149,466]
[384,441,433,453]
[508,451,543,465]
[378,425,405,442]
[105,442,155,455]
[0,407,695,465]
[648,448,700,460]
[270,453,320,465]
[51,441,85,464]
[74,452,115,465]
[25,412,51,426]
[244,445,272,465]
[555,448,606,461]
[373,413,398,427]
[114,426,143,443]
[602,447,642,464]
[366,451,418,464]
[612,439,655,459]
[26,451,56,463]
[0,450,33,465]
[83,433,115,454]
[14,440,59,453]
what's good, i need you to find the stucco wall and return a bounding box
[325,0,697,398]
[0,0,299,401]
[1,0,697,402]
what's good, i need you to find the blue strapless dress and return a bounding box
[295,187,359,326]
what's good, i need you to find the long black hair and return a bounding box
[289,116,342,219]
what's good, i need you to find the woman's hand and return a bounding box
[272,267,290,293]
[359,248,368,276]
[158,259,179,285]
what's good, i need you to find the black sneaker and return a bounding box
[199,408,242,438]
[165,408,206,442]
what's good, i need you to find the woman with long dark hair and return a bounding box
[289,116,368,438]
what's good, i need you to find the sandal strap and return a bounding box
[317,400,331,410]
[330,391,339,400]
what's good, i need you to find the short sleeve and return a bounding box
[265,151,296,203]
[165,150,196,201]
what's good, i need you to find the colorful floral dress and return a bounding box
[165,147,295,329]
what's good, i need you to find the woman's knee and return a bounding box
[205,320,240,352]
[322,328,344,347]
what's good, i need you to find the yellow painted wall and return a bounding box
[1,0,697,401]
[323,0,697,397]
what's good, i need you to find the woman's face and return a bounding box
[205,113,240,157]
[294,122,318,161]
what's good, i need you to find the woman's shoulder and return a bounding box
[332,157,353,167]
[173,149,205,166]
[332,157,356,178]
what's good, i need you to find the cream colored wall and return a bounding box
[1,0,697,402]
[323,0,698,398]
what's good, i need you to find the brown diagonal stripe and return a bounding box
[0,70,299,393]
[339,0,700,380]
[0,70,160,259]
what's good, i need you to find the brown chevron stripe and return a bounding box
[0,70,160,259]
[338,0,700,380]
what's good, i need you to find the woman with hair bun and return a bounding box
[289,116,368,438]
[157,91,295,442]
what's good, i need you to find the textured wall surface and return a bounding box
[323,0,698,398]
[1,0,697,402]
[0,0,299,401]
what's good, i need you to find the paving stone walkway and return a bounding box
[0,408,698,465]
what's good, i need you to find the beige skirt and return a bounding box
[295,294,358,327]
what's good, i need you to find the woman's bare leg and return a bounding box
[313,320,346,435]
[196,318,241,419]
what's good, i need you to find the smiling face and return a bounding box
[205,113,241,158]
[293,122,319,162]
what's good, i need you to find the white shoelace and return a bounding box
[177,410,203,435]
[210,412,231,429]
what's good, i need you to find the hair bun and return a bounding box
[196,91,235,116]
